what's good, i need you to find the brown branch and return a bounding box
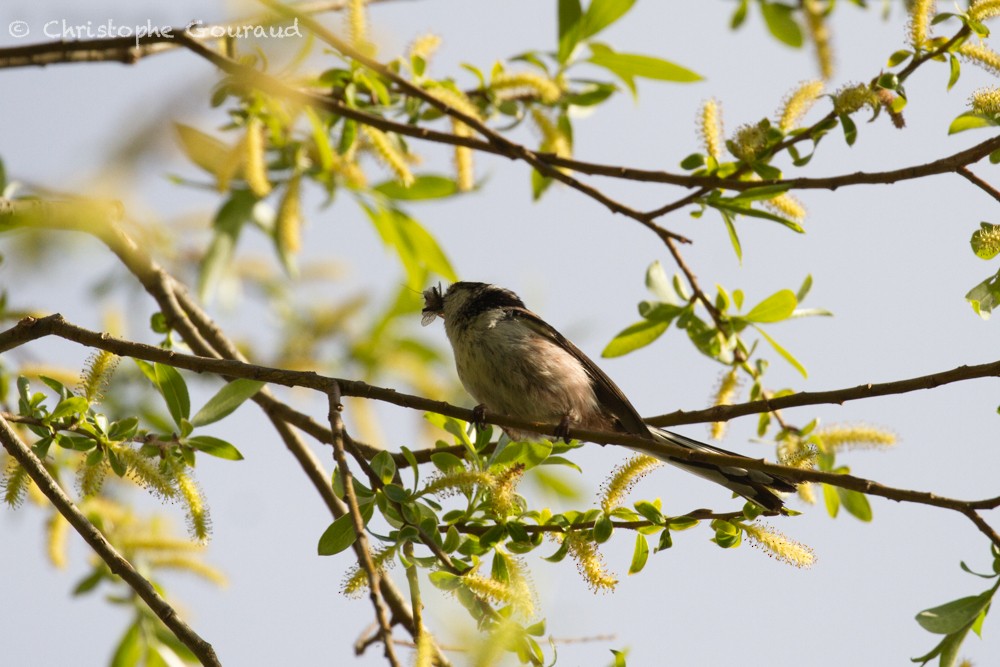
[0,414,221,667]
[958,165,1000,204]
[178,8,691,245]
[648,358,1000,427]
[4,312,1000,545]
[0,1,390,69]
[328,387,401,667]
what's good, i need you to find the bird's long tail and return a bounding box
[641,428,797,513]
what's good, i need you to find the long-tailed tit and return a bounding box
[422,281,796,513]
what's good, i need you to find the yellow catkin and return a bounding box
[275,173,302,255]
[832,83,877,115]
[47,512,69,569]
[531,109,571,168]
[113,446,176,500]
[243,117,271,198]
[426,86,483,121]
[408,33,442,63]
[743,522,816,568]
[453,121,475,191]
[498,552,535,618]
[710,368,740,440]
[970,0,1000,21]
[778,80,824,132]
[812,424,896,452]
[79,350,119,404]
[908,0,935,48]
[565,532,617,592]
[959,43,1000,76]
[145,555,228,585]
[803,0,834,79]
[118,536,205,552]
[77,456,108,497]
[489,464,524,518]
[176,472,211,543]
[423,469,495,497]
[699,98,724,160]
[362,126,414,187]
[2,460,29,507]
[347,0,367,48]
[341,545,396,597]
[492,71,562,104]
[797,482,817,504]
[729,122,768,162]
[764,193,807,222]
[971,87,1000,116]
[462,573,516,602]
[599,455,662,512]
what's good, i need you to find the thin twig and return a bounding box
[328,385,401,667]
[958,165,1000,204]
[0,415,221,667]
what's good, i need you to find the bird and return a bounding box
[421,281,796,513]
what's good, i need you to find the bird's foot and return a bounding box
[472,404,488,431]
[554,414,574,444]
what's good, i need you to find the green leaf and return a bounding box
[887,49,912,67]
[593,514,614,543]
[628,533,649,575]
[754,325,807,378]
[187,435,245,461]
[966,271,1000,319]
[558,0,584,63]
[971,222,1000,260]
[362,203,457,287]
[492,439,552,469]
[837,487,872,521]
[633,500,664,524]
[731,0,749,29]
[840,113,857,146]
[601,319,669,357]
[108,417,139,442]
[709,200,805,232]
[948,54,961,90]
[588,43,702,84]
[796,274,813,303]
[580,0,637,40]
[190,379,265,427]
[949,112,995,135]
[916,591,994,634]
[371,450,397,484]
[761,2,803,47]
[50,396,89,421]
[72,567,106,596]
[531,168,553,200]
[199,191,255,301]
[430,451,465,473]
[732,183,792,202]
[317,514,359,555]
[110,622,143,667]
[374,175,459,200]
[721,210,743,263]
[610,649,628,667]
[744,290,797,323]
[153,363,190,428]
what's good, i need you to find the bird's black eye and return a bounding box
[421,283,444,326]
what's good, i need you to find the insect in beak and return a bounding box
[421,283,444,326]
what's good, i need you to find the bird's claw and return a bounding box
[555,415,573,444]
[472,404,488,431]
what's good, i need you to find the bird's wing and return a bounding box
[508,307,651,437]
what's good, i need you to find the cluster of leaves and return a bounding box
[316,410,818,664]
[913,545,999,667]
[7,354,259,538]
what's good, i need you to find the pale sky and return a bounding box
[3,1,1000,665]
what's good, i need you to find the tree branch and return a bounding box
[3,312,999,546]
[958,165,1000,204]
[327,386,401,667]
[0,414,221,667]
[647,358,1000,427]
